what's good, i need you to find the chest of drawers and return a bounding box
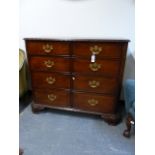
[25,38,129,125]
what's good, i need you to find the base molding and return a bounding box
[31,103,45,113]
[101,112,121,125]
[31,102,122,125]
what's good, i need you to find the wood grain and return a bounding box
[25,38,128,125]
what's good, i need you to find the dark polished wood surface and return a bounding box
[25,38,130,42]
[72,42,122,58]
[29,57,70,72]
[73,75,118,94]
[25,38,128,125]
[32,72,70,89]
[34,89,70,107]
[73,92,116,113]
[73,59,120,77]
[26,40,70,56]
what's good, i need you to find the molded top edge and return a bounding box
[24,38,130,42]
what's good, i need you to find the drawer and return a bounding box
[26,41,69,56]
[73,92,116,113]
[73,42,122,58]
[32,72,70,89]
[29,57,70,72]
[73,59,120,77]
[73,75,118,94]
[34,89,70,107]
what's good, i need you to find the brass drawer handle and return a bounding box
[90,45,102,55]
[46,77,56,85]
[88,80,100,88]
[42,44,53,53]
[88,99,98,106]
[44,60,55,68]
[89,63,101,71]
[48,94,57,102]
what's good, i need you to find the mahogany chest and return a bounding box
[25,38,129,124]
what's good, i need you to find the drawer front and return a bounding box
[26,41,69,56]
[32,72,70,89]
[73,42,122,58]
[34,89,70,107]
[73,59,120,77]
[73,75,118,94]
[73,92,116,113]
[29,57,70,72]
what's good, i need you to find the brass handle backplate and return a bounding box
[90,45,102,55]
[46,77,56,85]
[89,63,101,71]
[88,80,100,88]
[44,60,55,68]
[88,99,98,106]
[48,94,57,102]
[42,44,53,53]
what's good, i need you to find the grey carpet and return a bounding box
[20,105,135,155]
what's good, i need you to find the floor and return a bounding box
[19,98,135,155]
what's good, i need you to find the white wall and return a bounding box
[20,0,135,79]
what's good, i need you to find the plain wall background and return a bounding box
[19,0,135,84]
